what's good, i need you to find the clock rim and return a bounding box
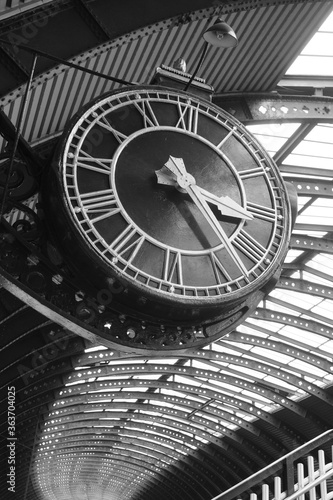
[47,84,292,314]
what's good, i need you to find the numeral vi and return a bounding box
[163,250,183,285]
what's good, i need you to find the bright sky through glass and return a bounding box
[248,8,333,258]
[286,10,333,75]
[241,7,333,410]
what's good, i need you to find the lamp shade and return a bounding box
[203,19,238,48]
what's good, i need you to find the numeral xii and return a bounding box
[176,103,199,133]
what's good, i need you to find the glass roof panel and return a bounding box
[270,289,323,309]
[294,141,333,161]
[277,325,328,348]
[282,153,332,170]
[287,135,333,166]
[319,340,333,357]
[302,270,333,287]
[284,249,304,263]
[307,253,333,275]
[311,300,333,322]
[281,123,333,171]
[286,11,333,75]
[246,123,300,156]
[300,32,333,56]
[286,56,333,76]
[250,346,293,364]
[173,374,203,386]
[296,198,333,227]
[306,123,333,141]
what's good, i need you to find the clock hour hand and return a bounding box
[156,156,253,221]
[156,156,197,194]
[155,165,178,188]
[162,155,188,177]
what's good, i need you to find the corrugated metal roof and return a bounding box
[1,2,332,152]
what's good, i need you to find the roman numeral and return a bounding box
[238,166,265,180]
[210,252,232,285]
[176,103,199,134]
[110,226,145,262]
[247,202,276,223]
[133,100,160,128]
[76,151,112,175]
[79,189,120,223]
[96,116,128,143]
[233,229,266,263]
[163,250,183,285]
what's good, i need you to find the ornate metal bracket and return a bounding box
[0,210,264,352]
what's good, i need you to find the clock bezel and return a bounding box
[47,85,292,325]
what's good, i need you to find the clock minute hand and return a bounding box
[185,183,249,276]
[197,186,253,221]
[156,157,248,276]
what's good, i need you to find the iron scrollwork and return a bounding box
[0,198,260,352]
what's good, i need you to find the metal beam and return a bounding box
[240,320,332,364]
[282,167,333,179]
[267,295,333,330]
[73,0,110,41]
[0,215,261,352]
[213,93,333,124]
[278,75,333,90]
[303,264,333,283]
[255,307,333,341]
[53,379,286,430]
[289,234,333,254]
[0,37,135,86]
[273,123,315,165]
[0,44,29,80]
[225,332,332,374]
[58,363,315,416]
[0,105,44,173]
[278,277,333,301]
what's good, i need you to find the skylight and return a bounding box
[246,123,301,157]
[286,11,333,75]
[282,124,333,171]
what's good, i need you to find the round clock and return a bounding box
[47,85,291,329]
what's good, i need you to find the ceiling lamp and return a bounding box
[203,19,238,48]
[184,18,238,91]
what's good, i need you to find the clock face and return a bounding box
[54,86,290,321]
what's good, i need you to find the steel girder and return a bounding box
[213,93,333,124]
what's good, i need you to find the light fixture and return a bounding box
[203,19,238,48]
[184,18,238,91]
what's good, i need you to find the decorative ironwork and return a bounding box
[213,94,333,124]
[0,206,265,351]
